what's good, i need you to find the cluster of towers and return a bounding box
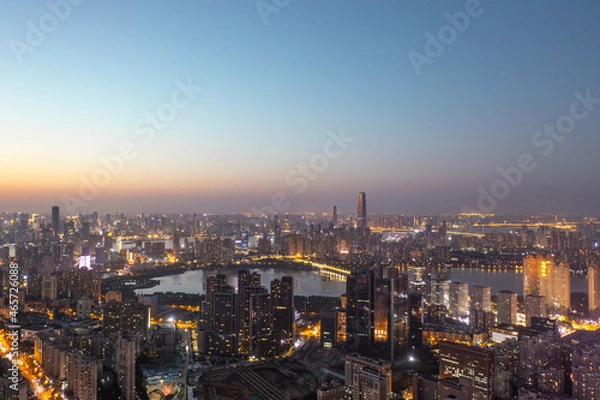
[198,270,294,359]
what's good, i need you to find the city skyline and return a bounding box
[1,2,599,215]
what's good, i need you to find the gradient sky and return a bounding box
[1,1,599,215]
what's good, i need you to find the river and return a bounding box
[135,267,588,297]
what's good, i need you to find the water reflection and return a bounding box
[137,267,588,297]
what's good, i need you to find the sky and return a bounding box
[1,1,599,215]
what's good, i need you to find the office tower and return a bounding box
[589,263,600,317]
[430,278,450,310]
[321,309,338,348]
[408,293,424,348]
[449,281,469,317]
[51,205,60,238]
[208,285,237,357]
[523,254,570,313]
[373,271,409,356]
[497,291,517,326]
[357,192,367,233]
[374,278,391,343]
[332,205,338,228]
[439,341,494,400]
[271,276,294,351]
[345,354,392,400]
[346,273,374,356]
[524,294,547,327]
[470,285,491,312]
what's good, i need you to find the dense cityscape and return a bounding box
[0,194,599,399]
[3,2,600,400]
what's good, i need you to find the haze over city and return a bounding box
[2,1,599,215]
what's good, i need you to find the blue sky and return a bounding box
[1,1,599,214]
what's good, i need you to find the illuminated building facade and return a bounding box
[524,294,546,327]
[470,285,491,312]
[345,354,392,400]
[439,341,494,400]
[497,290,517,326]
[588,263,600,316]
[449,281,469,318]
[523,254,570,313]
[271,276,294,351]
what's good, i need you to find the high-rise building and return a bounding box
[588,263,600,317]
[237,270,261,354]
[51,205,60,238]
[357,192,367,233]
[271,276,294,351]
[439,341,494,400]
[408,293,424,348]
[248,287,272,359]
[321,309,339,348]
[430,278,450,310]
[41,275,57,300]
[346,273,374,356]
[524,294,547,327]
[470,285,491,312]
[67,353,99,400]
[345,354,392,400]
[449,281,469,317]
[172,230,181,258]
[208,285,237,357]
[523,254,570,313]
[407,266,427,294]
[76,298,92,320]
[117,334,137,400]
[497,291,517,326]
[332,205,338,228]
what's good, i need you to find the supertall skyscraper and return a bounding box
[51,205,60,238]
[332,205,338,228]
[524,254,570,313]
[357,192,367,233]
